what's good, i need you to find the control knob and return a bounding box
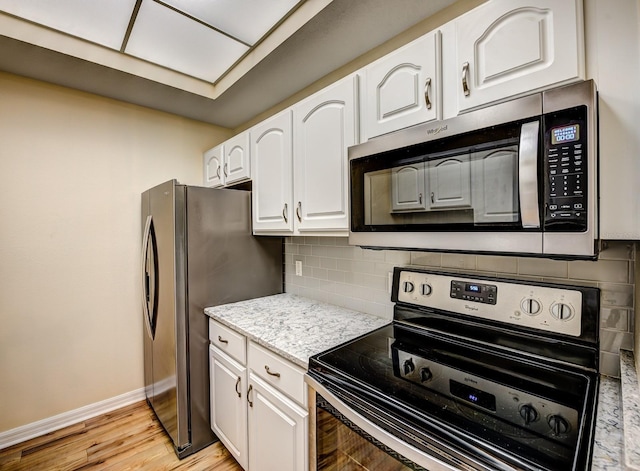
[519,404,539,425]
[521,298,541,315]
[419,367,433,383]
[403,281,415,293]
[548,415,570,435]
[403,358,415,375]
[550,303,573,320]
[420,283,433,296]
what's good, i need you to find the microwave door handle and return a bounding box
[518,121,541,228]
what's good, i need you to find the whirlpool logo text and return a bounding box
[426,124,448,136]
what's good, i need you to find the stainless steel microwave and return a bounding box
[349,80,598,259]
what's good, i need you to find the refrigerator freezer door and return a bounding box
[144,180,190,452]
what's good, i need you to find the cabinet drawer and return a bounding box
[209,319,246,364]
[248,341,306,406]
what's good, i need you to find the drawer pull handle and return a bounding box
[217,335,229,344]
[265,365,281,378]
[235,377,241,398]
[247,384,253,407]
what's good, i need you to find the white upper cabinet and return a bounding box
[251,110,294,233]
[224,132,251,185]
[292,74,358,233]
[443,0,584,117]
[203,131,251,188]
[362,31,440,139]
[203,144,224,188]
[391,163,427,212]
[427,156,471,210]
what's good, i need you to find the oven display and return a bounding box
[450,280,497,304]
[450,380,496,411]
[551,124,580,145]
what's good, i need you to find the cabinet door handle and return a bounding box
[296,201,302,223]
[235,376,242,397]
[247,384,253,407]
[461,62,470,97]
[217,335,228,344]
[223,163,228,177]
[216,165,221,179]
[265,365,281,378]
[424,77,432,110]
[282,203,288,223]
[430,192,435,204]
[419,193,423,205]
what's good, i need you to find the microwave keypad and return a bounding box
[548,143,585,220]
[544,113,588,230]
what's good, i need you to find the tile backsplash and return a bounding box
[284,238,635,378]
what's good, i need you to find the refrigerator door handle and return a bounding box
[141,215,157,339]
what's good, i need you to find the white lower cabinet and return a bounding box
[209,319,308,471]
[209,345,248,469]
[247,373,308,471]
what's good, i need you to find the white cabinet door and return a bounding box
[391,163,427,212]
[447,0,584,115]
[247,373,308,471]
[471,146,519,223]
[251,110,293,233]
[203,144,224,188]
[209,346,248,470]
[224,131,251,186]
[293,75,358,233]
[363,31,440,140]
[427,156,471,209]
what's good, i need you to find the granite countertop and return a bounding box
[205,293,638,470]
[204,293,389,369]
[588,349,640,471]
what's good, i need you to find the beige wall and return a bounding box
[0,72,229,432]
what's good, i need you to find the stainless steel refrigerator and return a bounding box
[141,179,282,459]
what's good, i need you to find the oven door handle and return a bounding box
[518,121,541,229]
[305,374,488,471]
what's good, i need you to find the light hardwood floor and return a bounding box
[0,400,242,470]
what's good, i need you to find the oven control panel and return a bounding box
[450,280,497,305]
[394,349,579,444]
[396,269,583,337]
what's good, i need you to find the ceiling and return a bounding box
[0,0,459,129]
[0,0,303,83]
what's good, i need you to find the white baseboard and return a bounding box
[0,387,147,451]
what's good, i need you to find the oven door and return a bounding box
[306,374,494,471]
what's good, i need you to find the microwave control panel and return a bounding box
[544,106,588,231]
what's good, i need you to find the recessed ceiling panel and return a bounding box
[161,0,301,45]
[0,0,136,50]
[126,0,249,82]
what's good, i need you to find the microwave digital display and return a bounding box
[551,124,580,145]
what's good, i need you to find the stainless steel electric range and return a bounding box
[306,267,600,471]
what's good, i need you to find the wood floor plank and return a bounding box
[0,401,242,471]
